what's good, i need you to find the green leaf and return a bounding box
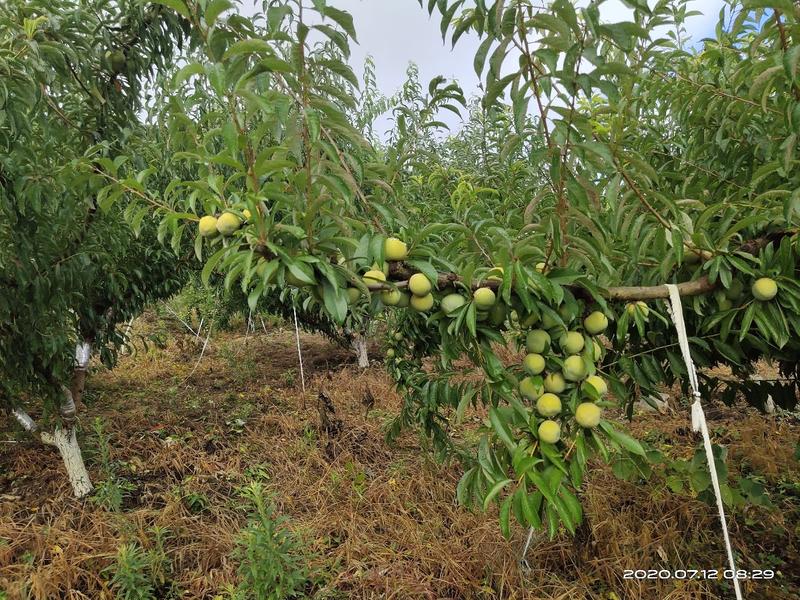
[322,6,357,41]
[483,478,513,510]
[205,0,233,26]
[742,0,794,10]
[599,421,646,456]
[499,495,512,539]
[173,62,205,87]
[150,0,191,20]
[201,247,228,286]
[474,36,494,77]
[520,489,542,528]
[224,39,273,60]
[489,407,516,450]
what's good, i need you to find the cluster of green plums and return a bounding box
[519,310,609,445]
[353,238,505,322]
[197,209,251,238]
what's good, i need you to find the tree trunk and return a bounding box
[41,426,93,498]
[11,407,93,499]
[352,335,369,369]
[70,341,92,411]
[9,346,95,499]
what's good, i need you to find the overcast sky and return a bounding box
[240,0,728,133]
[325,1,726,96]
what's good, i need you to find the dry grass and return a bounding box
[1,316,798,599]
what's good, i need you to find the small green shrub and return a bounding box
[104,543,154,600]
[232,483,309,600]
[89,418,135,512]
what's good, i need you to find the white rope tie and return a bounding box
[665,284,743,600]
[292,306,306,393]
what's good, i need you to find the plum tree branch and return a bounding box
[382,230,790,301]
[384,262,716,301]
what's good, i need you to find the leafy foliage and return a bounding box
[7,0,800,537]
[0,0,191,413]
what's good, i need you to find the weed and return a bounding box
[89,418,136,512]
[343,461,367,499]
[219,343,258,384]
[183,490,210,514]
[104,543,155,600]
[244,463,272,483]
[147,525,173,590]
[279,369,296,387]
[232,482,309,600]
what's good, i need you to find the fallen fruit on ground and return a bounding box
[519,377,544,400]
[410,293,434,312]
[560,331,584,354]
[216,212,241,236]
[526,329,550,353]
[198,215,218,237]
[585,375,608,396]
[394,331,403,341]
[538,420,561,444]
[441,293,467,316]
[473,287,496,309]
[544,372,566,394]
[563,355,587,381]
[408,273,432,296]
[386,348,395,358]
[363,269,387,290]
[584,311,608,334]
[384,237,408,261]
[536,393,562,417]
[575,402,602,428]
[523,353,546,375]
[752,277,778,301]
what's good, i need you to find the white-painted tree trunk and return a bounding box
[750,374,776,414]
[352,336,369,369]
[41,426,93,498]
[11,387,94,499]
[7,339,95,498]
[119,318,135,355]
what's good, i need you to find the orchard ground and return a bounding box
[1,312,799,600]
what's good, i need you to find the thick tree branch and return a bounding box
[604,276,714,300]
[385,262,715,301]
[11,408,39,434]
[380,231,794,302]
